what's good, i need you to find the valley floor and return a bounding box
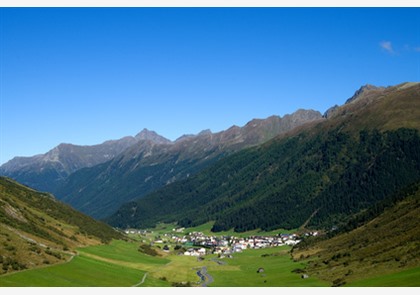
[1,238,419,287]
[0,239,328,287]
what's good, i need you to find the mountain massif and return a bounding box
[1,82,419,234]
[0,176,125,274]
[0,128,168,194]
[1,109,321,219]
[106,82,420,233]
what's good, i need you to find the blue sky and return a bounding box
[1,7,419,165]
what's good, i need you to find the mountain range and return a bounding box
[1,82,419,231]
[1,109,322,219]
[0,134,137,193]
[106,82,420,232]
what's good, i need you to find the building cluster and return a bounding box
[124,227,319,258]
[170,230,312,257]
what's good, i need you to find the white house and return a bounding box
[184,248,206,257]
[197,248,206,256]
[285,239,301,246]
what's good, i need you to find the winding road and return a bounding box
[196,266,214,287]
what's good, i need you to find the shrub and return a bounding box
[5,245,16,251]
[332,278,346,287]
[138,244,159,256]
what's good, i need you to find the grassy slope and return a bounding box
[347,267,420,287]
[343,82,420,132]
[0,176,125,275]
[0,239,171,287]
[291,183,420,286]
[0,255,144,287]
[79,239,169,267]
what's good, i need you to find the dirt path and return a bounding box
[299,208,319,229]
[132,272,148,287]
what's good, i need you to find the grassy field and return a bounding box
[128,244,329,287]
[346,267,420,287]
[0,254,144,287]
[205,246,329,287]
[79,239,169,266]
[0,238,328,287]
[3,231,413,287]
[0,240,172,287]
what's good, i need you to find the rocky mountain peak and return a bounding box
[323,105,339,118]
[287,109,322,121]
[174,134,195,142]
[323,84,388,118]
[198,129,212,136]
[345,84,382,104]
[134,128,171,144]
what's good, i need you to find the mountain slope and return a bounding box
[291,181,420,286]
[0,177,125,275]
[106,82,420,232]
[0,129,170,194]
[0,137,135,193]
[55,109,322,219]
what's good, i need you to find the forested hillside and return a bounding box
[54,109,321,219]
[106,82,420,232]
[107,127,420,231]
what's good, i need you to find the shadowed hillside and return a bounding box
[54,109,321,219]
[0,177,125,275]
[106,82,420,233]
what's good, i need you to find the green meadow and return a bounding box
[0,255,144,287]
[3,229,414,287]
[0,239,328,287]
[0,240,171,287]
[79,239,169,266]
[204,246,328,287]
[346,267,420,287]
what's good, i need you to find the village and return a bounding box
[124,227,319,258]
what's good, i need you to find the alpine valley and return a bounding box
[1,82,419,287]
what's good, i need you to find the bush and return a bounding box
[138,244,159,256]
[291,268,306,274]
[332,278,346,287]
[5,245,16,251]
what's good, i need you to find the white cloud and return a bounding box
[380,41,394,54]
[403,44,420,53]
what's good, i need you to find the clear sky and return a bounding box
[1,6,419,165]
